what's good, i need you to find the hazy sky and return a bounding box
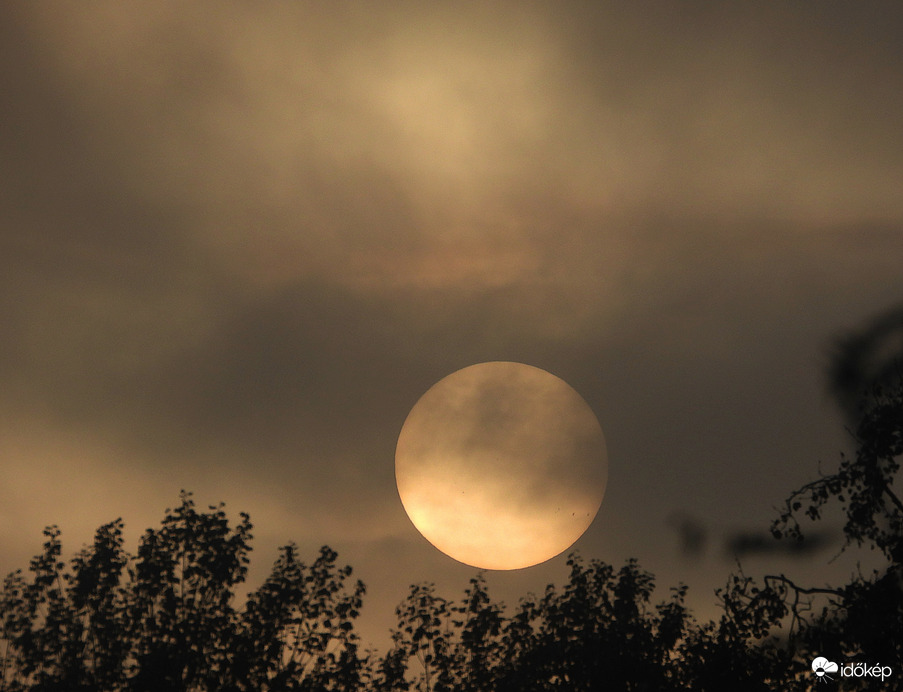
[2,2,903,650]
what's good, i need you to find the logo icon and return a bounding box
[812,657,839,683]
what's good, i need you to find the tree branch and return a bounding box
[883,483,903,516]
[763,574,843,598]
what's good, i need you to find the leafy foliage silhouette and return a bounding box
[2,310,901,690]
[765,364,903,684]
[0,492,366,691]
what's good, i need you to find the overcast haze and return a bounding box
[2,2,903,650]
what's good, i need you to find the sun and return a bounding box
[395,362,608,570]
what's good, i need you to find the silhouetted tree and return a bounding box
[765,366,903,684]
[0,492,367,691]
[451,575,503,692]
[232,544,366,691]
[377,576,504,692]
[679,568,795,691]
[0,520,130,691]
[376,583,457,692]
[494,556,695,691]
[706,310,903,689]
[375,557,700,692]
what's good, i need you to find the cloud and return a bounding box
[667,512,707,558]
[724,530,834,560]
